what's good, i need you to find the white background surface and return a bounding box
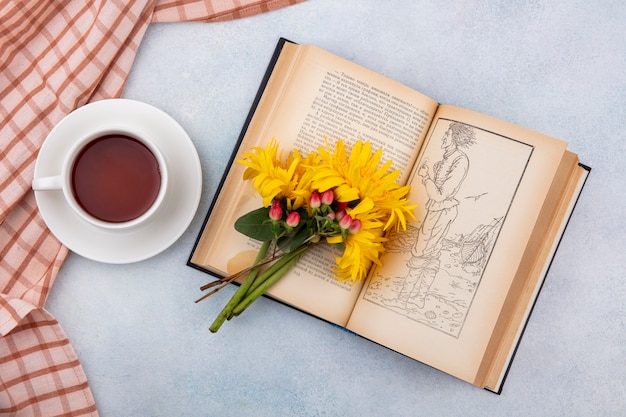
[46,1,625,416]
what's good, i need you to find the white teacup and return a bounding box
[32,128,168,230]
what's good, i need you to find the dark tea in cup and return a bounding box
[71,134,162,223]
[32,127,168,230]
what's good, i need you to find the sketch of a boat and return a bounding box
[459,217,503,267]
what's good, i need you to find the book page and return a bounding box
[476,154,588,391]
[191,41,439,326]
[346,105,569,386]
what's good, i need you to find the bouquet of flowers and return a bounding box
[197,138,416,332]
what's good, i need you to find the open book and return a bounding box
[188,38,589,393]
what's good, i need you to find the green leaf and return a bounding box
[234,207,275,242]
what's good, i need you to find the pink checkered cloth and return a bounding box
[0,1,302,415]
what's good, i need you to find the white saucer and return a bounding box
[33,99,202,264]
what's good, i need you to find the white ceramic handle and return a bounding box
[32,175,63,191]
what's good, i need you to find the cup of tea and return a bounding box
[32,128,168,230]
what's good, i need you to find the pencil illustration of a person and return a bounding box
[390,122,476,309]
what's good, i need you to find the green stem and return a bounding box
[224,244,308,321]
[231,245,308,317]
[209,241,270,333]
[246,244,308,295]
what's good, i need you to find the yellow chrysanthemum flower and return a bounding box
[334,227,386,283]
[237,139,319,210]
[311,139,416,231]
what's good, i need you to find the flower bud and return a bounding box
[335,201,348,212]
[321,189,334,206]
[309,191,321,209]
[338,213,353,230]
[348,219,362,234]
[286,211,300,227]
[269,200,283,221]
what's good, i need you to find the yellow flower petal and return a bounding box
[326,235,344,244]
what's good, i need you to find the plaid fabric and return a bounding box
[0,0,302,415]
